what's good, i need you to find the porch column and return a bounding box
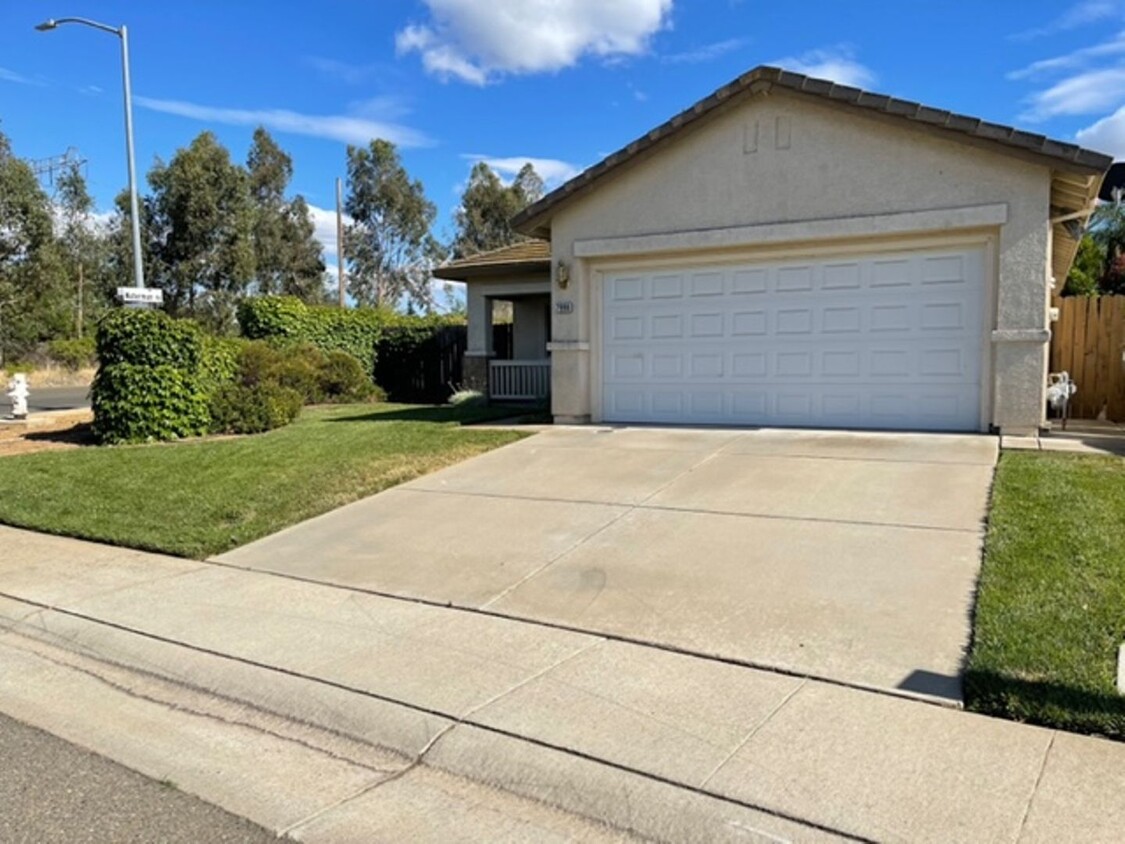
[463,283,492,392]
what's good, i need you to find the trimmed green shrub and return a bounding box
[231,340,376,406]
[92,362,211,443]
[92,311,218,444]
[320,350,375,403]
[237,296,389,369]
[200,335,241,395]
[96,309,204,371]
[237,296,466,402]
[92,311,248,444]
[208,382,303,434]
[48,337,97,370]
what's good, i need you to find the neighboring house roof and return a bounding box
[510,65,1112,282]
[432,240,550,280]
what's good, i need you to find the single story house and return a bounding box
[434,66,1113,434]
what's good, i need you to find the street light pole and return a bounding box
[118,25,144,290]
[36,17,145,290]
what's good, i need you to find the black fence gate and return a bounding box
[375,325,466,404]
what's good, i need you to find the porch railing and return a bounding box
[489,359,551,400]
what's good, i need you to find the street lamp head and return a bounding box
[34,19,58,31]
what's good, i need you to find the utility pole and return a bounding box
[76,264,84,339]
[336,177,346,308]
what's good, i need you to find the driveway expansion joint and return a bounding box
[395,485,985,535]
[1015,732,1057,843]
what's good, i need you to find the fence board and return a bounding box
[1050,296,1125,421]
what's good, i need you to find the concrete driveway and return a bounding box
[219,426,997,702]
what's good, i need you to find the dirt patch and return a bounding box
[0,411,95,457]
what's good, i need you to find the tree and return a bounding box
[246,128,325,300]
[145,132,256,330]
[0,129,67,364]
[55,162,113,337]
[344,139,443,309]
[1089,202,1125,295]
[513,162,545,205]
[451,161,544,258]
[1063,234,1106,296]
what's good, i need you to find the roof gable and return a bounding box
[512,65,1113,240]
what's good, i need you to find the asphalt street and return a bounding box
[0,385,90,416]
[0,712,285,843]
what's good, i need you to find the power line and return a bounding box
[25,147,88,188]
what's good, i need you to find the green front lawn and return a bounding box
[966,451,1125,739]
[0,404,528,559]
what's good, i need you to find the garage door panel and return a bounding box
[602,245,985,431]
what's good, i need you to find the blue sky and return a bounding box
[2,0,1124,271]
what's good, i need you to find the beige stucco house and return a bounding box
[435,66,1112,434]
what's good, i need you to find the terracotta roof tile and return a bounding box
[431,240,550,280]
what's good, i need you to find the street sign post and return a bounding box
[116,286,163,306]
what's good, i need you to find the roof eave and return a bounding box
[431,259,551,281]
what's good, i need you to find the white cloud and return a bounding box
[1012,0,1120,39]
[395,0,673,84]
[462,154,583,186]
[134,97,432,147]
[306,203,352,260]
[0,66,42,86]
[1018,67,1125,121]
[772,46,876,89]
[662,38,749,65]
[304,56,380,85]
[1008,30,1125,80]
[1077,105,1125,155]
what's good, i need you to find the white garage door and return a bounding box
[601,244,986,431]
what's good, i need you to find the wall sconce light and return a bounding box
[556,260,570,289]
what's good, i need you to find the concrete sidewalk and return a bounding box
[1,527,1123,842]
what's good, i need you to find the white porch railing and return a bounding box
[489,359,551,400]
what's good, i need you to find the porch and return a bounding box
[477,293,551,401]
[432,241,553,403]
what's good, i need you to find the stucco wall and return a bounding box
[544,89,1053,432]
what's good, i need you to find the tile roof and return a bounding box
[512,65,1114,238]
[431,240,551,280]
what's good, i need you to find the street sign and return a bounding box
[116,286,163,305]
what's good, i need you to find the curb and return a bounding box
[0,597,843,843]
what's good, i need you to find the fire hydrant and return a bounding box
[6,373,29,420]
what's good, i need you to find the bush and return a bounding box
[238,296,466,402]
[92,362,210,444]
[237,296,388,369]
[92,310,218,444]
[96,309,204,371]
[208,382,303,434]
[449,388,485,407]
[231,340,375,406]
[320,350,375,403]
[48,337,97,370]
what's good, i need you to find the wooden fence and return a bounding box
[1049,296,1125,421]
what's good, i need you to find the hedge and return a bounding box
[237,296,390,369]
[92,310,224,444]
[238,297,466,401]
